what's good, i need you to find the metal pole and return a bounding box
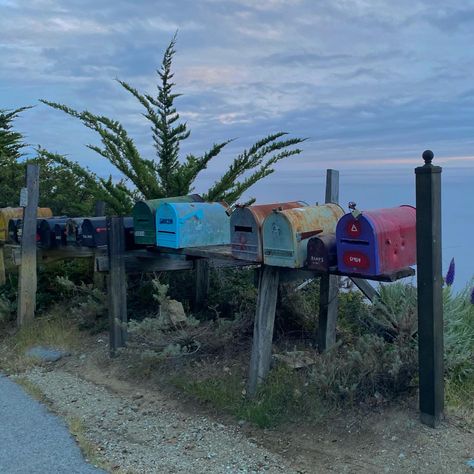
[415,149,444,427]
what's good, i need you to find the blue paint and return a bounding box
[156,202,230,249]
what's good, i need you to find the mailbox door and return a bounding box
[230,207,260,261]
[336,213,377,275]
[156,204,179,248]
[263,213,297,267]
[39,218,69,248]
[307,233,337,271]
[53,223,67,246]
[133,194,203,245]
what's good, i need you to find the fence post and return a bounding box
[17,164,39,327]
[93,200,107,290]
[318,169,340,352]
[0,244,5,286]
[415,150,444,427]
[247,265,280,397]
[194,259,210,311]
[107,216,127,356]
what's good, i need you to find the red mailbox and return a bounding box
[336,205,416,277]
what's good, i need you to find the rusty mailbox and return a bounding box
[230,201,307,262]
[306,233,337,272]
[133,194,203,245]
[156,202,230,249]
[262,204,344,268]
[336,205,416,277]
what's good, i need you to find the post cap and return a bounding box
[422,150,434,164]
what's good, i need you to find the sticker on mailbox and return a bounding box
[343,251,370,269]
[346,220,361,238]
[159,218,173,225]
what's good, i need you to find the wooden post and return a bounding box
[318,169,340,352]
[0,244,5,286]
[415,150,444,427]
[247,265,280,397]
[94,200,106,217]
[107,216,127,356]
[194,258,210,311]
[93,200,106,290]
[17,164,39,327]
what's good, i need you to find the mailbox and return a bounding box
[0,207,52,242]
[306,233,337,272]
[156,202,230,249]
[7,219,22,244]
[81,217,138,250]
[64,218,85,245]
[230,201,307,262]
[38,217,68,248]
[133,194,203,245]
[53,222,67,246]
[263,204,344,268]
[81,218,108,247]
[336,205,416,277]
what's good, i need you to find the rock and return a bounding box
[162,299,187,325]
[26,346,70,362]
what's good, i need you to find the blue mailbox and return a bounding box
[156,202,230,249]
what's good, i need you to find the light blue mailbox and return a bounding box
[156,202,230,249]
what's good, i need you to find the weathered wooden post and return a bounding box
[416,149,444,427]
[318,169,340,352]
[17,164,40,327]
[0,244,5,286]
[107,216,127,356]
[247,265,280,397]
[194,259,210,311]
[93,200,107,290]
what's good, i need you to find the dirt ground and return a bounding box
[16,336,474,473]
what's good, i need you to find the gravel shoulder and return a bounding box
[21,367,296,474]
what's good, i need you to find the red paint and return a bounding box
[346,219,361,237]
[343,250,370,269]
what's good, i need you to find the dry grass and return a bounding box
[0,312,84,373]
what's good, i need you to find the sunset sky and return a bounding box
[1,0,474,181]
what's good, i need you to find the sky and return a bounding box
[1,0,473,284]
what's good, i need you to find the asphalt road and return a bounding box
[0,375,103,473]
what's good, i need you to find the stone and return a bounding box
[26,346,70,362]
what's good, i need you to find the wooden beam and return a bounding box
[247,265,280,397]
[194,258,210,311]
[17,164,39,327]
[107,216,127,356]
[350,277,378,302]
[318,169,340,352]
[415,150,444,427]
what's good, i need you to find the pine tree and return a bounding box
[41,35,306,213]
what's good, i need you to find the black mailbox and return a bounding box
[306,233,337,272]
[38,218,69,248]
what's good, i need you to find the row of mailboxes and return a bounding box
[0,207,53,242]
[229,203,416,276]
[132,194,203,245]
